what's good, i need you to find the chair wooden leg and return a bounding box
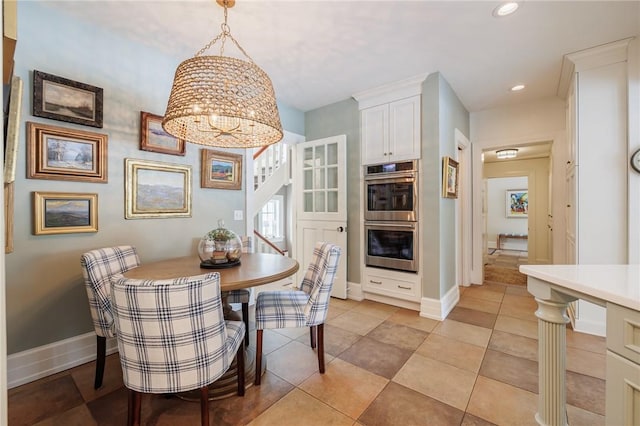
[255,329,263,386]
[236,346,245,396]
[94,335,106,389]
[310,325,316,349]
[317,323,325,374]
[127,389,141,426]
[242,302,250,347]
[200,386,209,426]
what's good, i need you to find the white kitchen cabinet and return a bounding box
[606,303,640,426]
[562,38,631,336]
[362,266,420,302]
[361,95,420,165]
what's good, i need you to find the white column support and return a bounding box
[533,298,571,426]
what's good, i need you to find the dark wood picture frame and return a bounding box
[33,70,103,128]
[33,191,98,235]
[27,121,108,183]
[201,149,242,190]
[140,111,186,156]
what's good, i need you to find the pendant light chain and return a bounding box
[194,2,254,62]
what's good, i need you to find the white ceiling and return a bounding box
[41,1,639,113]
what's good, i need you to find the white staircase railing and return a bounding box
[252,142,289,213]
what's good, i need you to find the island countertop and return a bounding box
[519,264,640,311]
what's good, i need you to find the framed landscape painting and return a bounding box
[506,189,528,218]
[27,122,108,183]
[201,149,242,190]
[33,70,103,128]
[125,158,192,219]
[140,111,185,156]
[33,191,98,235]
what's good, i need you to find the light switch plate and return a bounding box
[234,210,243,221]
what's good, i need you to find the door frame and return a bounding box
[455,129,472,287]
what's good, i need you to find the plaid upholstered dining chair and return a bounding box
[110,272,245,426]
[80,245,141,389]
[254,242,341,386]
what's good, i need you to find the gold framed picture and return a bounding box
[201,149,242,190]
[125,158,192,219]
[33,191,98,235]
[442,156,459,199]
[140,111,185,156]
[27,122,108,183]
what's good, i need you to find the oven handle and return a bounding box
[364,172,416,181]
[365,222,416,229]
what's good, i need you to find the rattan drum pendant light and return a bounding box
[162,0,283,148]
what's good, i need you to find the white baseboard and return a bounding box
[346,281,364,301]
[420,285,460,321]
[7,332,117,389]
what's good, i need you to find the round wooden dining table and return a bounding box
[122,252,300,400]
[124,252,299,290]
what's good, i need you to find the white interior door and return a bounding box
[295,135,348,299]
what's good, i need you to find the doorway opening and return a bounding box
[484,177,528,285]
[480,140,552,286]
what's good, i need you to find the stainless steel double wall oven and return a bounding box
[364,160,418,272]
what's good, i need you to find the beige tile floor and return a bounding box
[8,282,606,425]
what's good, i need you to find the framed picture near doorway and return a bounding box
[442,156,459,198]
[506,189,528,218]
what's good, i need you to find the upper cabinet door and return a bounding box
[389,96,421,162]
[361,104,389,165]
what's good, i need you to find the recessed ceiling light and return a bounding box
[493,2,519,17]
[511,84,525,91]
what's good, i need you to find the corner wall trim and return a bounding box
[419,285,460,320]
[347,281,364,301]
[7,332,118,389]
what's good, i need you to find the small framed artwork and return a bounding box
[27,122,108,183]
[442,156,459,199]
[506,189,528,218]
[33,191,98,235]
[140,111,185,156]
[201,149,242,190]
[33,70,103,128]
[125,158,192,219]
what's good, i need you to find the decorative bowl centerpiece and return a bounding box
[198,220,243,268]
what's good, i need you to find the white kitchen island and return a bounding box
[520,264,640,426]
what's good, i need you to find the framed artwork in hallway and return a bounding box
[506,189,528,218]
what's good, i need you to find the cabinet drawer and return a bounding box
[363,272,419,301]
[606,350,640,426]
[607,302,640,364]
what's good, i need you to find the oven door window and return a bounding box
[367,182,414,213]
[367,228,414,260]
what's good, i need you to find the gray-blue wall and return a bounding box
[421,73,470,299]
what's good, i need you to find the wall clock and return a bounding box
[632,149,640,173]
